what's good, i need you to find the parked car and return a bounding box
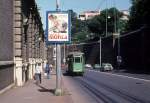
[85,64,93,69]
[101,63,113,71]
[93,64,101,70]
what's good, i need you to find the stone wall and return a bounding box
[0,0,14,91]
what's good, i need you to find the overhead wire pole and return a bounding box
[99,36,102,67]
[113,0,117,33]
[113,0,121,69]
[114,0,120,57]
[55,0,62,96]
[100,0,108,68]
[106,0,108,37]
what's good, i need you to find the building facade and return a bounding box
[120,10,129,21]
[78,11,100,21]
[0,0,46,93]
[0,0,14,93]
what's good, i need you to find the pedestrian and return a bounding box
[46,63,50,79]
[49,64,53,72]
[35,63,42,84]
[44,61,47,76]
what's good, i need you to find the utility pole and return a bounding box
[55,0,62,96]
[106,0,108,37]
[99,37,102,67]
[99,0,108,68]
[113,0,121,69]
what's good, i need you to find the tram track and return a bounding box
[76,77,117,103]
[75,76,150,103]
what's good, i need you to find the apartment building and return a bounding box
[78,10,100,20]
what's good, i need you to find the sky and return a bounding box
[36,0,131,29]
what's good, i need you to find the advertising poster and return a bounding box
[46,11,71,44]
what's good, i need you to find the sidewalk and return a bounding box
[0,71,73,103]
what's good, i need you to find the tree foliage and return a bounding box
[70,8,125,42]
[87,8,123,37]
[128,0,150,30]
[69,10,89,42]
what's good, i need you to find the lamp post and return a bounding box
[99,0,106,68]
[105,0,108,37]
[113,0,121,69]
[99,0,108,67]
[99,36,102,67]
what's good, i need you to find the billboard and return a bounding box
[46,11,71,44]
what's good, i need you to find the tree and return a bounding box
[87,16,103,36]
[87,8,123,38]
[127,0,150,30]
[73,31,88,42]
[69,10,89,42]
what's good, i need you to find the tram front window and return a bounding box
[74,57,81,63]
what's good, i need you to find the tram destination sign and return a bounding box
[46,11,71,44]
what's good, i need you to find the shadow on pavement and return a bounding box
[37,84,55,94]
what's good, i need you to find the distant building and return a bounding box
[120,10,129,20]
[78,11,100,21]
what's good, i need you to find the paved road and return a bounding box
[63,69,150,103]
[63,75,98,103]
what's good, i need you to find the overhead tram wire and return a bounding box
[96,0,106,11]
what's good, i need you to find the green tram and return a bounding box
[67,52,85,76]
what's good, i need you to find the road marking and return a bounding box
[88,69,150,82]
